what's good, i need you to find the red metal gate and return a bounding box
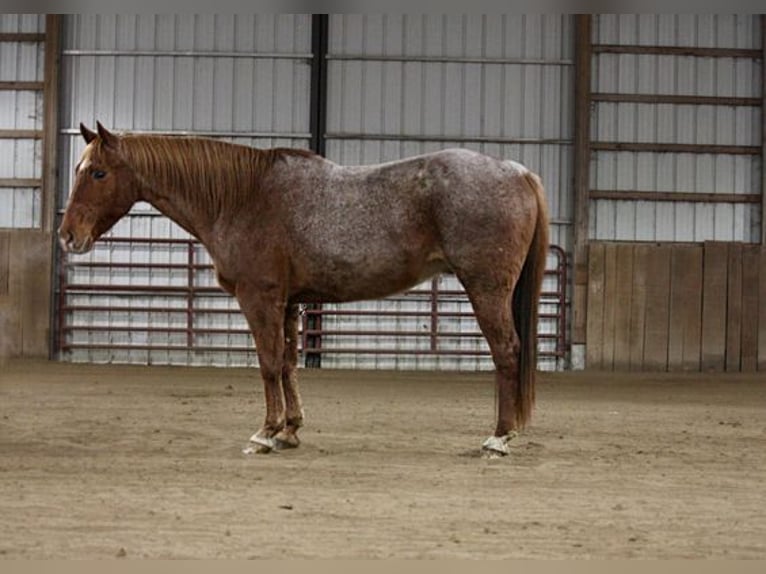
[56,238,568,368]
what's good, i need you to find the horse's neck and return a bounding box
[141,182,217,245]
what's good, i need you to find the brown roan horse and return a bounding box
[59,122,549,457]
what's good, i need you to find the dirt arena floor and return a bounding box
[0,359,765,559]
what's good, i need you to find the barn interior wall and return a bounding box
[2,14,764,372]
[52,14,573,370]
[589,15,763,244]
[0,15,55,361]
[581,15,766,372]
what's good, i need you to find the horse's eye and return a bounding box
[92,170,107,180]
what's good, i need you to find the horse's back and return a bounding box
[282,148,540,302]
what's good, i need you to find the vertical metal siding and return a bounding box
[0,14,45,229]
[58,15,312,365]
[590,14,763,243]
[323,15,574,371]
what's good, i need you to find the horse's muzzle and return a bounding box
[58,230,93,254]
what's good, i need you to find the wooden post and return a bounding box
[761,15,766,245]
[43,15,62,360]
[572,15,592,366]
[42,15,61,235]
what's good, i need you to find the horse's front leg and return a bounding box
[237,285,287,454]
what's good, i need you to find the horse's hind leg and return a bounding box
[273,304,304,449]
[459,275,520,456]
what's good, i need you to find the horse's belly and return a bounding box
[293,250,450,304]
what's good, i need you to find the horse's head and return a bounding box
[58,122,141,254]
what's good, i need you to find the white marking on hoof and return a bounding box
[243,433,277,454]
[481,432,518,457]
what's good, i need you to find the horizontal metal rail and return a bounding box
[63,50,314,60]
[327,54,574,66]
[325,132,573,146]
[61,128,312,140]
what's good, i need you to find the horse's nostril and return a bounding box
[59,230,74,250]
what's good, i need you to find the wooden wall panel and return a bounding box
[17,232,53,357]
[758,246,766,371]
[586,243,605,369]
[741,245,760,372]
[701,242,728,371]
[0,230,53,360]
[642,245,671,371]
[725,244,743,371]
[668,246,703,372]
[587,241,764,372]
[628,244,648,371]
[602,244,619,370]
[612,244,634,370]
[0,232,9,296]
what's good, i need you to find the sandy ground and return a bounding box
[0,359,765,559]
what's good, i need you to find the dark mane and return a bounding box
[105,135,317,215]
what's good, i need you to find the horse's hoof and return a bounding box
[481,432,518,457]
[273,430,300,450]
[242,444,273,455]
[243,433,277,454]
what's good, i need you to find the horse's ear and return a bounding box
[80,123,97,144]
[96,121,120,150]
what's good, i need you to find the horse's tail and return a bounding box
[512,170,550,428]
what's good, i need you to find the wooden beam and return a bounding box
[0,33,45,42]
[592,93,760,107]
[762,15,766,245]
[0,178,42,188]
[0,130,43,139]
[42,15,61,235]
[592,142,760,155]
[0,81,44,91]
[593,44,761,59]
[572,15,592,347]
[590,190,761,204]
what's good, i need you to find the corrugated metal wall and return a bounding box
[0,14,46,229]
[589,14,762,242]
[321,14,574,370]
[58,15,313,365]
[55,14,572,370]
